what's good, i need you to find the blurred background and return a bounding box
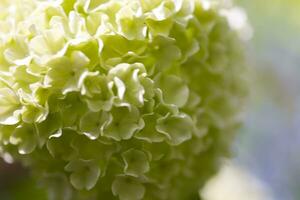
[203,0,300,199]
[1,0,300,199]
[234,0,300,199]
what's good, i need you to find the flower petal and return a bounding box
[122,148,150,177]
[65,159,101,190]
[156,113,193,145]
[112,176,145,200]
[0,88,22,125]
[102,106,143,141]
[10,124,37,154]
[79,111,110,140]
[156,74,189,108]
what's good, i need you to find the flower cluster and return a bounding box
[0,0,247,199]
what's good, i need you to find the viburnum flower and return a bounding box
[0,0,248,199]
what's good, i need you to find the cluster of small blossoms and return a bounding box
[0,0,247,199]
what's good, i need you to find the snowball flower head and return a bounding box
[0,0,247,199]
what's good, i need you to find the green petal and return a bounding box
[58,93,87,128]
[170,22,200,62]
[4,36,30,65]
[45,56,73,88]
[156,113,193,145]
[88,0,110,10]
[70,50,90,69]
[0,88,22,125]
[149,36,181,70]
[153,88,179,116]
[146,18,174,37]
[67,39,99,69]
[81,74,114,112]
[65,159,101,190]
[0,125,16,145]
[68,11,90,43]
[135,114,165,143]
[46,129,77,161]
[86,12,104,35]
[174,0,195,26]
[84,95,114,112]
[71,135,117,175]
[156,74,189,108]
[100,35,146,68]
[45,51,90,93]
[10,123,37,154]
[79,111,111,140]
[36,112,62,147]
[184,90,201,110]
[10,65,40,89]
[102,106,143,141]
[140,0,164,13]
[29,28,65,56]
[21,104,48,124]
[61,0,77,14]
[108,63,149,107]
[116,6,147,40]
[112,176,145,200]
[122,149,150,177]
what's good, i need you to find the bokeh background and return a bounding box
[1,0,299,199]
[206,0,300,199]
[233,0,300,199]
